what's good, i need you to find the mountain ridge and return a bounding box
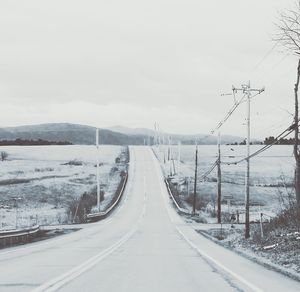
[0,123,248,145]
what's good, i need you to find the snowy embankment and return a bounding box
[199,225,300,281]
[153,144,295,223]
[0,145,128,230]
[153,144,300,277]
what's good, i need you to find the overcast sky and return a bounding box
[0,0,298,138]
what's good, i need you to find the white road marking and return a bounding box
[0,148,136,259]
[175,226,264,292]
[32,149,146,292]
[32,229,136,291]
[150,147,263,292]
[32,203,146,292]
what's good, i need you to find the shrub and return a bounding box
[110,166,119,174]
[1,151,8,161]
[62,160,83,166]
[193,214,208,223]
[35,167,54,172]
[67,189,104,223]
[184,193,208,210]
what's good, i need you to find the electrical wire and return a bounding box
[222,122,296,165]
[252,42,280,71]
[210,90,263,137]
[252,11,300,72]
[210,93,247,135]
[199,159,219,181]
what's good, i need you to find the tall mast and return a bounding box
[96,128,100,212]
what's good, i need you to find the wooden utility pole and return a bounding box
[172,158,176,175]
[96,128,101,212]
[217,132,222,224]
[294,59,300,210]
[245,86,251,238]
[168,136,170,161]
[177,141,181,175]
[232,82,264,238]
[193,143,198,216]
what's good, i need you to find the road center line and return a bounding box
[31,148,146,292]
[32,197,146,292]
[0,148,136,259]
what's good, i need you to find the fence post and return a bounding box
[260,212,264,239]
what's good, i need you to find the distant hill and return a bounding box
[0,123,146,145]
[107,125,155,137]
[0,123,250,145]
[107,125,247,145]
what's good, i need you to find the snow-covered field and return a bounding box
[0,145,126,229]
[154,144,295,220]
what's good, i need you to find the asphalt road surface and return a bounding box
[0,146,299,291]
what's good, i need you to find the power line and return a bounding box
[199,159,218,181]
[253,114,292,137]
[195,87,264,187]
[252,12,300,72]
[222,122,296,165]
[197,123,294,195]
[252,42,280,71]
[194,92,248,144]
[210,93,247,135]
[210,90,263,137]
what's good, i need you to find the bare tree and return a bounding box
[0,151,8,161]
[276,1,300,211]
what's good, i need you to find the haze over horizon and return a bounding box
[0,122,264,140]
[0,0,297,139]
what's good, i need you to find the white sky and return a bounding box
[0,0,298,138]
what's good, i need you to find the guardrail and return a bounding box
[164,179,191,216]
[152,147,191,216]
[0,225,40,248]
[86,173,128,222]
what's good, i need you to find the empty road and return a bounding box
[0,146,299,291]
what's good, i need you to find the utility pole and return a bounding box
[168,136,172,176]
[217,132,221,224]
[193,142,198,216]
[168,136,171,161]
[177,141,181,176]
[170,137,176,174]
[294,60,300,210]
[232,81,264,238]
[96,128,101,212]
[170,136,172,159]
[155,122,160,146]
[157,123,161,147]
[154,122,157,146]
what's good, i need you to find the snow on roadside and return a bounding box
[0,145,127,230]
[201,225,300,278]
[152,144,293,222]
